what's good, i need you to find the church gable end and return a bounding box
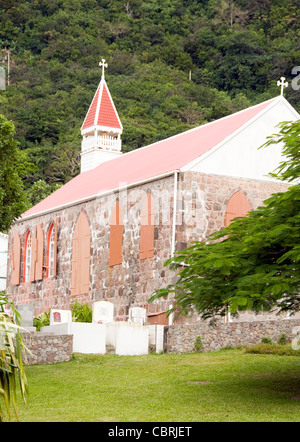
[186,97,300,181]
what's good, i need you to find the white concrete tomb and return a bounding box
[92,301,114,324]
[115,322,149,356]
[129,307,147,326]
[50,309,72,326]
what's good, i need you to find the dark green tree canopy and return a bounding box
[1,0,300,208]
[0,115,29,231]
[149,120,300,320]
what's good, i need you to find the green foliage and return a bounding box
[33,310,50,331]
[0,115,30,231]
[28,180,62,207]
[263,120,300,183]
[278,333,289,345]
[0,291,29,421]
[245,343,300,356]
[1,0,300,209]
[194,335,203,352]
[71,300,92,323]
[261,337,273,344]
[149,120,300,320]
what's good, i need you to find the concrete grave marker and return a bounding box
[92,301,114,324]
[129,307,147,326]
[115,323,149,355]
[53,312,61,322]
[17,304,36,332]
[50,309,72,326]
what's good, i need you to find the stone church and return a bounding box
[6,63,300,324]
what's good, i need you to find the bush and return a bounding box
[33,310,50,331]
[261,337,273,344]
[0,291,28,421]
[71,300,92,323]
[194,335,203,352]
[277,333,289,345]
[245,343,300,356]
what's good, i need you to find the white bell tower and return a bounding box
[80,59,123,173]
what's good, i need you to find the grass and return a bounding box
[12,348,300,422]
[246,343,300,356]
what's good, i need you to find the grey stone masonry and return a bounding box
[7,171,290,325]
[21,333,73,365]
[165,318,300,353]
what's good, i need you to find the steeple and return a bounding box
[80,59,123,173]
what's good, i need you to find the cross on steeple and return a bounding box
[99,58,108,80]
[277,76,288,96]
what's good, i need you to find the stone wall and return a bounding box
[177,171,288,244]
[173,171,292,325]
[7,175,176,319]
[22,333,73,365]
[165,319,300,353]
[7,170,289,324]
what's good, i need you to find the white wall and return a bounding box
[0,233,8,291]
[115,322,149,356]
[187,99,299,181]
[41,322,107,354]
[149,325,165,353]
[80,148,122,173]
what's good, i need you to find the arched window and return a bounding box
[23,225,44,283]
[71,212,91,296]
[23,230,32,283]
[46,223,57,278]
[140,192,155,260]
[224,190,251,227]
[34,225,44,281]
[109,201,123,266]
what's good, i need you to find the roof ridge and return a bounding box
[94,96,279,162]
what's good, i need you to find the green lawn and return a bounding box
[14,349,300,422]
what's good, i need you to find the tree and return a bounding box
[0,115,29,232]
[27,179,62,207]
[149,120,300,320]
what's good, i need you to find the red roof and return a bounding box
[22,97,275,219]
[81,80,122,131]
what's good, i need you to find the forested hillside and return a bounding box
[0,0,300,206]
